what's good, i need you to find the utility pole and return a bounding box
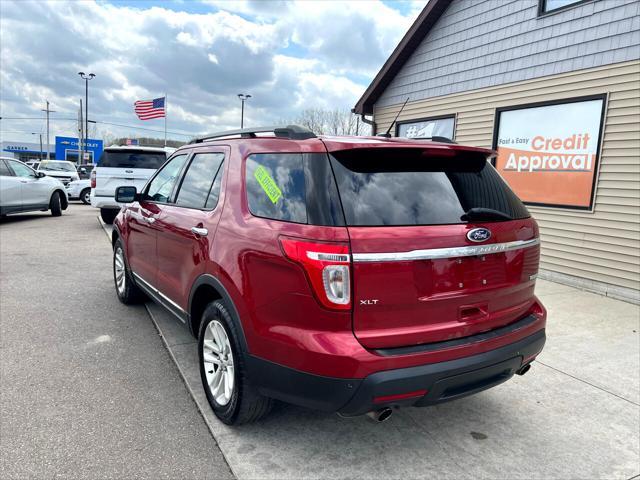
[41,100,55,160]
[237,93,251,129]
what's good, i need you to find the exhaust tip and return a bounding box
[516,363,531,376]
[366,407,393,423]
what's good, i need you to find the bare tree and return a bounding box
[284,108,370,136]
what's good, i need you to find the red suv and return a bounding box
[112,125,546,425]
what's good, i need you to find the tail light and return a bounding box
[279,237,351,310]
[90,169,96,188]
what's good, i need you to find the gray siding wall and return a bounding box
[376,0,640,108]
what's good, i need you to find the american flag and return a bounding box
[134,97,166,120]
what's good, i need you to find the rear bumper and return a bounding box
[91,193,119,209]
[247,328,545,416]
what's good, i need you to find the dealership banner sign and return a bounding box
[494,96,605,210]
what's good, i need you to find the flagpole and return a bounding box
[164,93,167,147]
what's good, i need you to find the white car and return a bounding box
[65,179,92,204]
[0,157,68,217]
[36,160,80,185]
[91,146,168,224]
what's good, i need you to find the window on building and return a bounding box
[175,153,225,209]
[539,0,588,14]
[396,116,455,140]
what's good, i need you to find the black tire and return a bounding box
[101,208,118,224]
[80,188,91,205]
[113,238,145,304]
[50,191,62,217]
[198,301,272,425]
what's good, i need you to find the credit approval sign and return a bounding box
[493,96,606,210]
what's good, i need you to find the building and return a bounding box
[54,136,103,164]
[354,0,639,303]
[0,136,104,164]
[1,140,54,162]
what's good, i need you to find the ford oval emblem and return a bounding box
[467,228,491,243]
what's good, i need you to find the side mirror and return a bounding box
[35,171,46,178]
[79,167,87,173]
[115,186,138,203]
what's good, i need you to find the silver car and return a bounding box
[0,157,68,217]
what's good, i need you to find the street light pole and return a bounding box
[237,94,251,129]
[31,133,43,160]
[78,72,95,164]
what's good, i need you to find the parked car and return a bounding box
[36,160,80,185]
[0,157,68,216]
[111,126,546,425]
[65,179,91,204]
[91,146,167,224]
[77,163,95,180]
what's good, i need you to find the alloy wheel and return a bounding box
[202,320,235,406]
[114,247,126,295]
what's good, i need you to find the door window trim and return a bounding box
[1,159,15,176]
[172,151,227,212]
[7,160,37,178]
[140,152,192,206]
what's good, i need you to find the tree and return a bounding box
[284,108,370,136]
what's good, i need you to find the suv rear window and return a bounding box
[330,148,529,226]
[99,150,166,169]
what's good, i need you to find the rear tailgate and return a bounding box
[328,145,540,350]
[94,167,156,197]
[94,149,166,197]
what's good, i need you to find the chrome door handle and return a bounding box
[191,227,208,237]
[143,216,155,223]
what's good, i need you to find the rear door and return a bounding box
[154,149,227,310]
[95,150,166,198]
[329,147,540,350]
[126,153,189,288]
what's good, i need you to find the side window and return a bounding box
[144,154,188,203]
[0,160,13,176]
[175,153,225,209]
[9,161,35,178]
[246,154,307,224]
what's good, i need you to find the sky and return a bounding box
[0,0,425,144]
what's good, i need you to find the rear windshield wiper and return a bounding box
[461,208,513,222]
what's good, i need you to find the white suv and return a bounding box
[91,146,168,224]
[0,157,68,217]
[36,160,80,185]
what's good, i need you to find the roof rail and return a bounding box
[190,125,316,144]
[387,135,457,144]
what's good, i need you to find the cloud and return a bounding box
[0,0,424,143]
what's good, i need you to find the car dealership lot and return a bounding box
[0,204,232,479]
[1,204,638,479]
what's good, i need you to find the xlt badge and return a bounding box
[360,299,379,305]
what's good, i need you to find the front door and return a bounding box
[8,160,50,208]
[126,153,189,288]
[154,150,227,311]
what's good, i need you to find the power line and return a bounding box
[1,116,194,137]
[95,120,193,137]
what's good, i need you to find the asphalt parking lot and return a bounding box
[2,203,639,479]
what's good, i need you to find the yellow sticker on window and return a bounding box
[254,165,282,204]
